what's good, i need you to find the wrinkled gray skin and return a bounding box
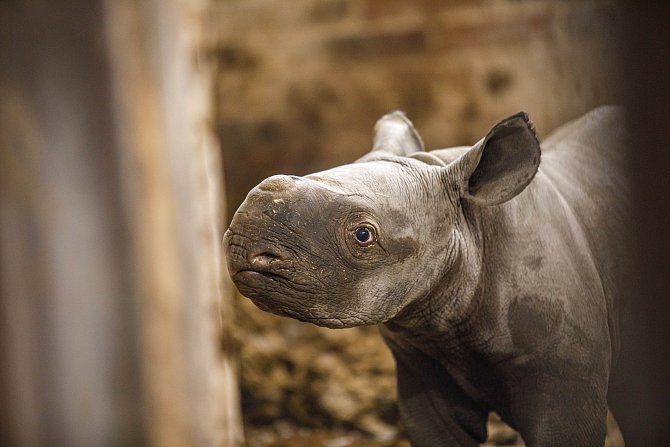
[224,106,630,446]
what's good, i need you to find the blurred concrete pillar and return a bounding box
[612,3,670,446]
[0,1,243,446]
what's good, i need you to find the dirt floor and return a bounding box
[244,413,519,446]
[245,412,624,446]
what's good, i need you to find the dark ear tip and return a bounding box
[513,111,538,139]
[486,111,540,146]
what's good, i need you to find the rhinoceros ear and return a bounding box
[371,111,425,155]
[451,112,540,206]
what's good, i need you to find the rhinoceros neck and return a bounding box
[387,209,485,338]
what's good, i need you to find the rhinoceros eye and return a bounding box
[353,225,376,246]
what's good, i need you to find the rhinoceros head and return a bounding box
[224,111,540,328]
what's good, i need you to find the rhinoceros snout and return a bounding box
[224,175,301,279]
[224,222,291,278]
[247,247,284,270]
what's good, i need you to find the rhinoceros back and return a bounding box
[538,106,631,355]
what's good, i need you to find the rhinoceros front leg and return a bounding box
[391,347,488,447]
[504,374,608,447]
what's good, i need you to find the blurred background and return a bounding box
[213,0,624,221]
[1,0,669,446]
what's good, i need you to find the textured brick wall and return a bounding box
[206,0,623,218]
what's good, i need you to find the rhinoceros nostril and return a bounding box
[249,252,282,270]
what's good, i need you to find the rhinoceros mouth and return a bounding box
[225,230,295,279]
[233,269,289,284]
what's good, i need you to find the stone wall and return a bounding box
[207,0,623,219]
[206,0,625,445]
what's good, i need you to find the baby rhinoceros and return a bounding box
[224,106,631,447]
